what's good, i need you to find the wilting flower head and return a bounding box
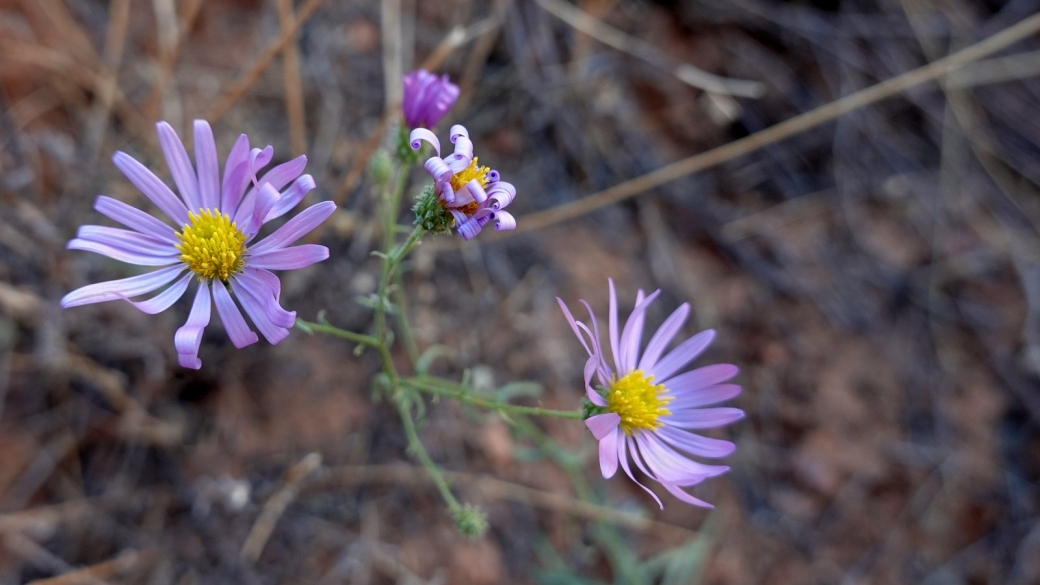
[402,70,459,129]
[409,125,516,240]
[557,280,743,508]
[62,120,336,369]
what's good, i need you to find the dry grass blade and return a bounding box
[143,0,204,121]
[240,453,323,562]
[204,0,325,124]
[278,0,308,156]
[86,0,133,157]
[535,0,765,97]
[26,549,158,585]
[315,464,701,541]
[500,11,1040,238]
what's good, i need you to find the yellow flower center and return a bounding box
[606,370,672,434]
[175,209,247,281]
[449,157,490,193]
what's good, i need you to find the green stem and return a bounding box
[396,396,461,512]
[402,377,585,420]
[296,319,380,347]
[392,271,420,366]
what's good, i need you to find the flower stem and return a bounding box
[296,319,379,347]
[402,376,585,420]
[395,396,462,513]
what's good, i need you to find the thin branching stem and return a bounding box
[403,376,584,420]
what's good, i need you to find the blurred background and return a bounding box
[2,0,1040,582]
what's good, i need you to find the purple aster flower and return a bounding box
[409,124,516,240]
[402,69,459,129]
[557,280,744,508]
[62,120,336,369]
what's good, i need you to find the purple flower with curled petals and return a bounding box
[402,70,459,129]
[62,120,336,369]
[409,124,516,240]
[558,280,744,508]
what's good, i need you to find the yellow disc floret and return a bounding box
[175,209,247,282]
[606,370,673,434]
[449,157,490,193]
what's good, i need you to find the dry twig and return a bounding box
[500,11,1040,238]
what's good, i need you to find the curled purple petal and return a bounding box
[449,125,468,143]
[452,135,473,162]
[410,128,441,156]
[491,210,516,232]
[424,156,452,182]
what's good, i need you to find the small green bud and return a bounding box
[582,397,607,420]
[395,124,423,164]
[412,185,454,235]
[368,149,393,186]
[453,504,489,539]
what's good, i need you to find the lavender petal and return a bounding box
[265,174,316,221]
[250,201,336,255]
[68,239,181,266]
[212,280,259,348]
[247,244,328,271]
[108,271,192,315]
[662,483,714,508]
[619,289,660,372]
[656,425,736,459]
[61,266,186,308]
[599,428,619,479]
[112,151,189,225]
[193,120,220,210]
[585,412,620,440]
[409,128,441,156]
[648,329,716,381]
[76,225,177,255]
[94,196,178,243]
[230,278,289,345]
[174,282,212,369]
[664,407,745,430]
[157,121,200,211]
[638,303,689,371]
[220,134,251,212]
[618,435,663,509]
